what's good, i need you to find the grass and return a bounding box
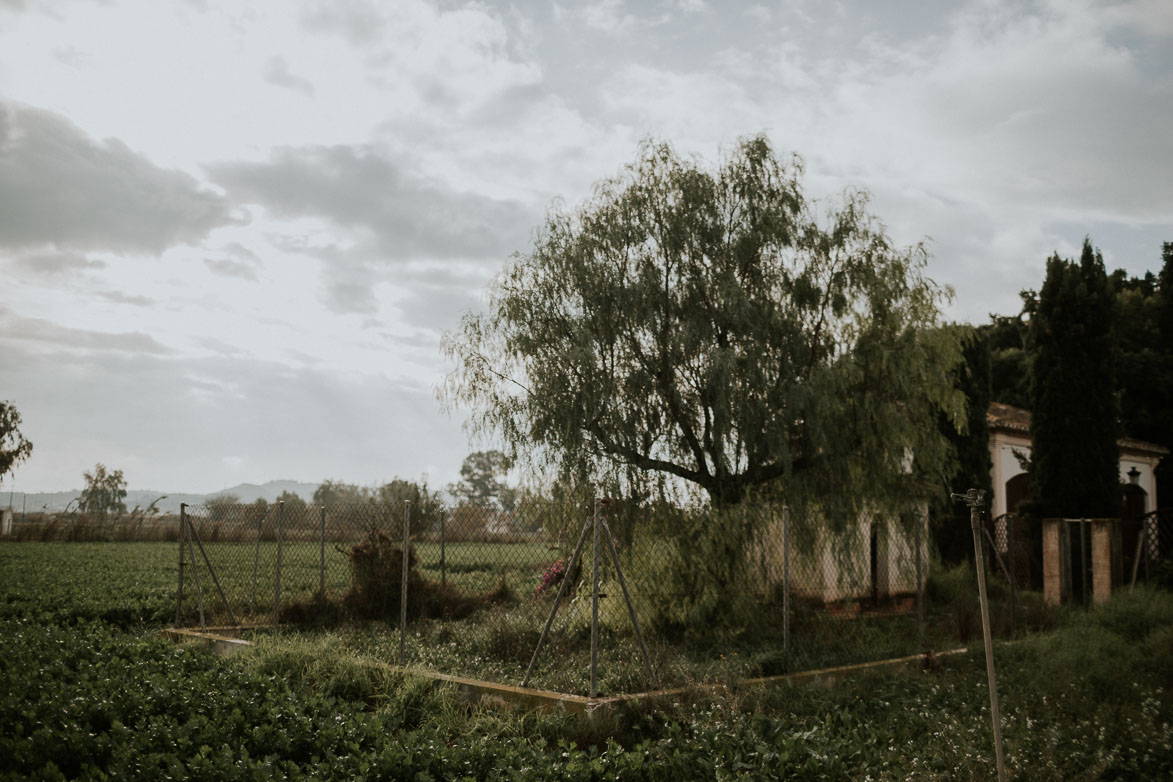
[3,540,1172,778]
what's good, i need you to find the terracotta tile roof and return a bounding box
[986,402,1031,433]
[986,402,1169,456]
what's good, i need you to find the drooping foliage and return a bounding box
[1029,239,1119,518]
[933,327,993,562]
[0,400,33,484]
[444,136,964,530]
[77,463,128,521]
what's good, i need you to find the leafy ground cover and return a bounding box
[2,541,1171,779]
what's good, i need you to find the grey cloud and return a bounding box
[207,144,533,263]
[203,259,258,281]
[0,307,170,354]
[8,250,106,276]
[203,241,262,281]
[0,101,235,254]
[197,337,247,356]
[302,1,386,47]
[323,262,379,315]
[96,290,154,307]
[263,56,315,96]
[391,263,487,333]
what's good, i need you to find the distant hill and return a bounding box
[4,480,320,515]
[205,481,320,505]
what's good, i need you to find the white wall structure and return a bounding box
[986,402,1167,519]
[759,506,929,604]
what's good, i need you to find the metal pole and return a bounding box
[400,500,410,665]
[319,506,326,597]
[185,513,207,632]
[599,516,656,687]
[1063,521,1073,602]
[953,489,1006,782]
[176,503,187,625]
[188,519,238,626]
[523,518,592,688]
[1080,519,1090,606]
[1007,514,1016,634]
[440,510,447,592]
[783,504,792,656]
[250,509,261,612]
[590,497,601,698]
[1130,524,1146,589]
[915,510,924,651]
[273,501,284,627]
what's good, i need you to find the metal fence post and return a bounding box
[590,497,601,698]
[1007,513,1016,633]
[1080,519,1090,606]
[183,509,206,631]
[440,509,447,592]
[953,489,1007,782]
[400,500,410,666]
[176,503,186,625]
[915,510,924,651]
[273,501,284,627]
[1062,520,1072,602]
[783,504,790,658]
[319,505,326,597]
[250,508,262,612]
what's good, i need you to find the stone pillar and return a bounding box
[1091,519,1115,605]
[1043,518,1063,605]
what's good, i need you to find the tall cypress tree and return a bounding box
[1029,238,1119,518]
[1155,242,1173,506]
[1160,242,1173,347]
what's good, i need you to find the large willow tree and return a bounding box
[443,137,964,525]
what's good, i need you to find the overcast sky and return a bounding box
[1,0,1171,494]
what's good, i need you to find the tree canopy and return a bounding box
[0,401,33,485]
[451,450,514,509]
[444,136,964,519]
[78,463,127,521]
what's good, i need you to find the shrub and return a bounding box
[282,530,516,625]
[626,502,763,640]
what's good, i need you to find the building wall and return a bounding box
[769,506,929,603]
[988,430,1163,518]
[989,429,1032,518]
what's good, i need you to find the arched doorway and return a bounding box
[1005,473,1030,514]
[1121,483,1148,585]
[1004,472,1036,588]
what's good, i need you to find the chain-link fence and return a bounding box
[169,496,1038,695]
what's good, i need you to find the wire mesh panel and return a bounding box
[1130,509,1172,589]
[173,495,1032,695]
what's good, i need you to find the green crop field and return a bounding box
[2,541,1172,779]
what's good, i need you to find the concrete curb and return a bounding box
[165,625,974,715]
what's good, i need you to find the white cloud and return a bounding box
[263,55,315,97]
